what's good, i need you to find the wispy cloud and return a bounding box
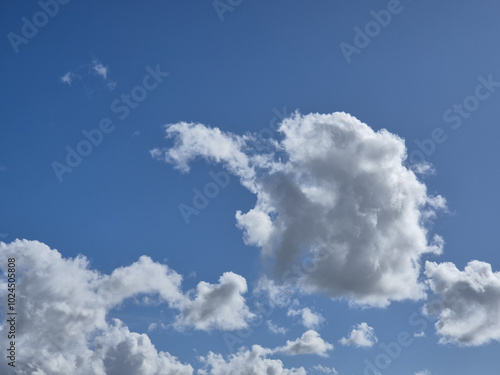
[91,58,108,79]
[312,365,338,374]
[267,320,287,335]
[60,57,116,92]
[60,72,75,85]
[199,345,305,375]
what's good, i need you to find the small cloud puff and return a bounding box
[60,71,75,85]
[60,57,116,92]
[91,58,108,79]
[274,330,333,357]
[339,322,378,348]
[199,345,306,375]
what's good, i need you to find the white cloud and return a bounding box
[0,239,254,373]
[93,319,193,375]
[199,345,306,375]
[254,277,296,308]
[91,58,108,79]
[0,239,193,374]
[60,57,115,91]
[201,331,334,374]
[311,365,338,374]
[424,260,500,346]
[151,122,254,183]
[148,322,168,332]
[339,322,378,348]
[60,71,74,85]
[267,320,287,335]
[411,162,435,176]
[236,208,274,247]
[287,307,324,329]
[176,272,254,331]
[98,253,185,306]
[153,111,446,307]
[274,330,333,357]
[415,371,430,375]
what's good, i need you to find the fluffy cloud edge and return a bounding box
[424,260,500,346]
[339,322,378,348]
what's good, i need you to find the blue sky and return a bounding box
[1,1,500,374]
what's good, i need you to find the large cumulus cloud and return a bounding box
[152,111,446,307]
